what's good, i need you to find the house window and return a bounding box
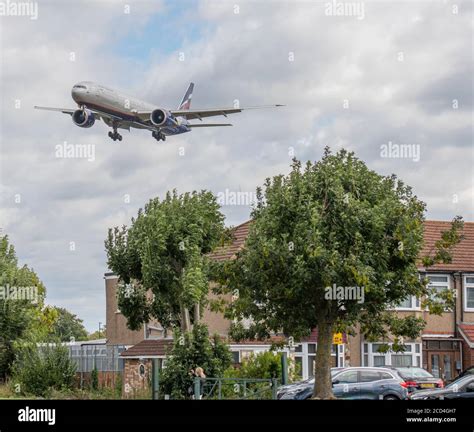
[362,342,422,367]
[231,351,240,364]
[427,275,449,299]
[464,275,474,311]
[396,295,420,310]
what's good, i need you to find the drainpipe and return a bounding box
[453,272,460,335]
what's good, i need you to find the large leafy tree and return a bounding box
[47,307,88,342]
[0,235,49,378]
[104,190,226,332]
[214,149,463,398]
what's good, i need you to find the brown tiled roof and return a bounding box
[208,220,251,261]
[209,220,474,272]
[120,338,173,358]
[459,324,474,344]
[420,221,474,272]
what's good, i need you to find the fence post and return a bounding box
[151,359,160,400]
[281,353,288,385]
[271,378,278,400]
[193,377,201,399]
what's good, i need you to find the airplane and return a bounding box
[35,81,283,142]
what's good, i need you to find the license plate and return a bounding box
[420,383,435,388]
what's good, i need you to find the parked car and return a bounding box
[457,366,474,379]
[278,367,408,400]
[410,374,474,400]
[384,366,443,393]
[277,368,344,399]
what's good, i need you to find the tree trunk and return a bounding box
[313,319,335,399]
[193,302,200,325]
[180,303,191,332]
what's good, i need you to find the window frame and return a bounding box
[464,274,474,312]
[362,342,422,368]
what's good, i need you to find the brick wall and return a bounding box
[122,359,152,398]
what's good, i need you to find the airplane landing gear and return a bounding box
[152,131,166,142]
[108,129,122,141]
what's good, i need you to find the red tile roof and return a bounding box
[120,338,173,358]
[459,323,474,344]
[420,221,474,272]
[207,220,252,261]
[209,220,474,272]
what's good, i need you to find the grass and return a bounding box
[0,382,149,400]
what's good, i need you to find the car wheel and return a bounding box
[383,395,399,400]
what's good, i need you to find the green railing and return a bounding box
[193,377,279,400]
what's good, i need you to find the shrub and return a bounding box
[91,367,99,391]
[160,324,232,399]
[12,342,76,397]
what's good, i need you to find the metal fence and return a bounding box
[193,377,279,400]
[69,344,127,372]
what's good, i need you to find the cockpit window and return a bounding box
[73,85,87,89]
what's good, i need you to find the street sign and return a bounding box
[333,333,343,345]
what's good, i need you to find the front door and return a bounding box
[428,352,456,381]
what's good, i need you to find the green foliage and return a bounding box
[225,351,282,380]
[213,149,463,397]
[47,307,88,342]
[104,190,226,331]
[160,324,232,399]
[91,367,99,391]
[0,235,48,378]
[11,341,77,397]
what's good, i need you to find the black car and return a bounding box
[457,366,474,379]
[385,366,444,393]
[410,374,474,400]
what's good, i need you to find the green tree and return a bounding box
[160,323,232,399]
[47,307,88,342]
[104,190,226,332]
[0,235,48,378]
[214,149,463,398]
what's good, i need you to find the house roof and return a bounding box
[207,220,252,261]
[420,221,474,272]
[120,338,174,358]
[459,323,474,347]
[208,220,474,272]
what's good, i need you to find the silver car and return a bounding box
[278,367,409,400]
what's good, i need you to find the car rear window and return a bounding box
[397,368,433,379]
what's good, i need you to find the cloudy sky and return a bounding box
[0,0,472,331]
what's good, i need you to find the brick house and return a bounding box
[106,219,474,389]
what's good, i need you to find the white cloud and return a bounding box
[0,0,472,330]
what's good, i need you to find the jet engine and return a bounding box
[72,109,96,128]
[150,108,178,127]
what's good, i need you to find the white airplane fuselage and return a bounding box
[71,81,191,136]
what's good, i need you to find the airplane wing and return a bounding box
[135,105,283,122]
[171,105,284,120]
[34,105,124,123]
[187,123,233,127]
[34,106,75,115]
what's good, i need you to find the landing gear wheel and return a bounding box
[152,131,166,142]
[108,131,122,141]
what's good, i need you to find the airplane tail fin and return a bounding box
[177,83,194,110]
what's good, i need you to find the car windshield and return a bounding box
[396,368,433,379]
